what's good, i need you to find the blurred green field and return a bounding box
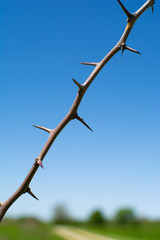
[0,218,63,240]
[1,218,160,240]
[76,222,160,240]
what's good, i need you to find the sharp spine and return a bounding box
[121,47,125,58]
[125,45,141,55]
[33,125,51,133]
[0,202,4,208]
[35,158,44,169]
[80,62,98,66]
[72,78,83,90]
[117,0,132,19]
[74,113,93,132]
[27,188,39,200]
[121,44,141,58]
[151,5,154,14]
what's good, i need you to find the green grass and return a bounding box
[75,221,160,240]
[1,218,160,240]
[0,218,64,240]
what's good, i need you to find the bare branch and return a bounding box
[133,0,155,22]
[0,0,155,222]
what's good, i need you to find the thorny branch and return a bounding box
[0,0,155,222]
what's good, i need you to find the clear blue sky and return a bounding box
[0,0,160,221]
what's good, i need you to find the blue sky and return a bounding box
[0,0,160,221]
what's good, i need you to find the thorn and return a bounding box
[121,44,141,58]
[121,46,125,59]
[0,202,4,208]
[80,62,98,66]
[151,5,154,14]
[72,78,83,90]
[27,187,39,201]
[117,0,132,18]
[74,113,93,132]
[35,158,44,169]
[33,125,51,133]
[125,45,141,55]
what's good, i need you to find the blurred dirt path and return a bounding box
[53,226,117,240]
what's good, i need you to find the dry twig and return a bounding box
[0,0,155,222]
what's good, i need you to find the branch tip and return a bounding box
[33,125,51,133]
[80,62,98,66]
[27,188,39,201]
[74,113,93,132]
[72,78,83,90]
[117,0,132,18]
